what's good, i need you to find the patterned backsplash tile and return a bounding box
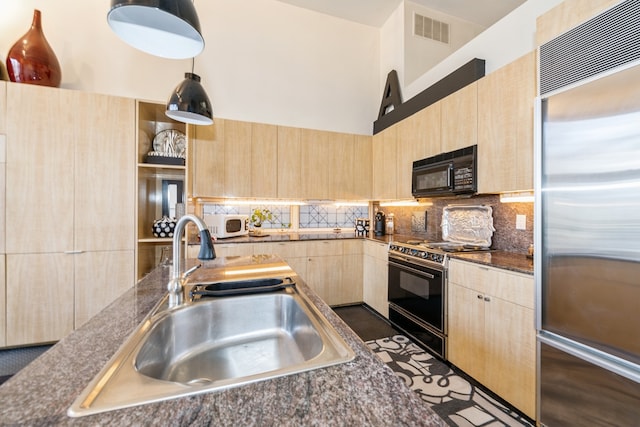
[299,205,368,229]
[202,203,368,229]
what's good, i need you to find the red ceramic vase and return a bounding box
[6,9,61,87]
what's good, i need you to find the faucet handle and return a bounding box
[198,229,216,260]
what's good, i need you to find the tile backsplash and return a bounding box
[377,194,533,254]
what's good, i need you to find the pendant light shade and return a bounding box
[107,0,204,59]
[166,72,213,125]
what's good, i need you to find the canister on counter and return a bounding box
[385,213,394,235]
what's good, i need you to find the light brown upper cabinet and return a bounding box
[190,118,225,198]
[372,124,398,200]
[396,103,441,199]
[301,128,332,199]
[477,51,536,193]
[251,122,278,199]
[224,119,252,197]
[0,82,6,134]
[0,82,6,254]
[300,129,360,200]
[351,135,372,200]
[277,126,303,199]
[441,82,478,153]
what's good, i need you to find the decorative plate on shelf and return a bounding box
[152,129,186,158]
[145,129,186,165]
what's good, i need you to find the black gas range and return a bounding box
[387,239,490,359]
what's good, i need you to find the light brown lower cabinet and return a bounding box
[447,259,536,419]
[5,251,134,346]
[189,240,364,306]
[0,256,6,347]
[362,240,388,318]
[6,254,74,346]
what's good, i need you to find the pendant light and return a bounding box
[166,59,213,125]
[107,0,204,59]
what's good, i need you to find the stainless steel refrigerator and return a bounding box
[536,61,640,426]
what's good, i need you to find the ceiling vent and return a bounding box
[414,13,449,44]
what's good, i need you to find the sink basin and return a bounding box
[135,293,324,384]
[68,280,354,417]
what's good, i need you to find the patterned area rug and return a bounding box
[366,335,533,427]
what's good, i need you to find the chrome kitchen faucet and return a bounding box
[167,214,216,307]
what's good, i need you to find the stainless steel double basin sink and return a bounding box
[68,267,354,417]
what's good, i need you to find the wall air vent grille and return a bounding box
[540,0,640,95]
[414,13,449,44]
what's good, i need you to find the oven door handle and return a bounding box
[388,259,436,279]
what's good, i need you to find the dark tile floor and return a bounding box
[334,304,534,426]
[333,304,398,342]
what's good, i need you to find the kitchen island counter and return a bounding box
[0,256,444,426]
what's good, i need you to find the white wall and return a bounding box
[404,1,485,86]
[1,0,568,136]
[381,0,565,102]
[0,0,380,135]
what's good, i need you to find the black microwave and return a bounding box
[412,145,477,197]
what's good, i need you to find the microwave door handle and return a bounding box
[447,164,453,187]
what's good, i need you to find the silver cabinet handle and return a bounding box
[484,296,491,302]
[477,294,483,299]
[64,250,84,254]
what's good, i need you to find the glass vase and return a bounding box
[6,9,62,87]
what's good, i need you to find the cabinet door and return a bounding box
[277,126,303,199]
[441,82,477,152]
[257,241,308,280]
[0,81,5,134]
[341,240,363,304]
[214,243,254,258]
[363,240,388,317]
[224,120,252,197]
[329,132,354,200]
[0,133,5,253]
[301,129,332,199]
[372,125,397,200]
[484,295,536,418]
[478,52,536,193]
[6,84,74,253]
[75,250,134,328]
[6,253,74,345]
[75,93,135,252]
[352,135,372,200]
[447,282,486,381]
[396,104,441,199]
[306,254,343,306]
[192,119,225,197]
[251,123,278,198]
[0,255,5,347]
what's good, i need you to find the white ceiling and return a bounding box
[275,0,527,28]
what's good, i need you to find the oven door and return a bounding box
[388,255,445,333]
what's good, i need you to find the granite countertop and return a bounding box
[0,256,445,426]
[448,251,534,275]
[192,231,534,275]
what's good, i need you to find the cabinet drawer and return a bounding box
[306,240,343,257]
[342,239,363,255]
[448,259,534,309]
[364,240,389,260]
[256,241,307,258]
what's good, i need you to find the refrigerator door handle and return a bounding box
[538,331,640,384]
